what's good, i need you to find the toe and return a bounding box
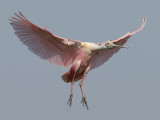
[81,97,89,110]
[67,94,73,107]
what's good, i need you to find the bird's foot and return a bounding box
[81,97,89,110]
[67,94,73,107]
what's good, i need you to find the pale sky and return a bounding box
[1,0,160,120]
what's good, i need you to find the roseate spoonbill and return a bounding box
[9,11,146,110]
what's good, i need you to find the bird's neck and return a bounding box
[81,42,107,53]
[92,44,107,51]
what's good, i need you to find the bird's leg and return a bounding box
[79,66,90,110]
[67,73,75,107]
[80,74,88,110]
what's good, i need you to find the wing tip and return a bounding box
[130,17,147,35]
[142,17,147,26]
[8,11,28,23]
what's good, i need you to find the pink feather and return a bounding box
[9,11,81,68]
[90,18,146,70]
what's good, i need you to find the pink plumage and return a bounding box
[90,19,146,70]
[9,11,146,110]
[9,12,81,68]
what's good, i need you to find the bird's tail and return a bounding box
[61,71,83,83]
[61,72,71,83]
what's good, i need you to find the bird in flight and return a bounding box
[9,11,146,110]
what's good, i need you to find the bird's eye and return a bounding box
[106,43,109,45]
[105,43,109,47]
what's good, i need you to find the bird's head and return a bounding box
[105,41,128,49]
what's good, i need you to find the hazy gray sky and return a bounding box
[1,0,160,120]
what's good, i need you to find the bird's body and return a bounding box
[9,12,146,110]
[62,42,99,82]
[62,41,110,83]
[62,47,92,82]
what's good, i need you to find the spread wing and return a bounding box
[9,11,81,68]
[90,18,146,70]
